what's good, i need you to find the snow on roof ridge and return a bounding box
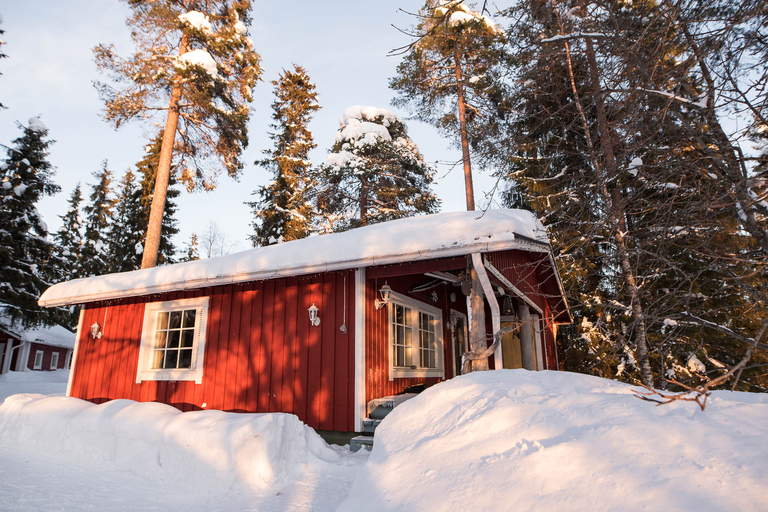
[0,316,75,348]
[39,209,549,307]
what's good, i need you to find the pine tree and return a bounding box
[94,0,262,268]
[54,184,84,279]
[390,0,507,211]
[248,64,320,247]
[316,106,440,232]
[105,170,144,273]
[81,161,114,278]
[0,118,63,327]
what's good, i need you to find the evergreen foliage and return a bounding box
[390,0,508,209]
[181,232,200,262]
[316,107,440,232]
[94,0,262,191]
[0,118,64,327]
[81,161,115,278]
[54,184,84,279]
[135,135,179,266]
[106,169,144,273]
[248,64,320,246]
[481,0,768,390]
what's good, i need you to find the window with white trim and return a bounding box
[388,292,444,379]
[50,352,59,370]
[33,350,44,370]
[136,297,209,384]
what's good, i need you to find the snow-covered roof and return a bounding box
[0,318,75,349]
[39,209,550,307]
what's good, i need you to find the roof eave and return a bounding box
[40,238,553,308]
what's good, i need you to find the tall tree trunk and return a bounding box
[558,28,653,386]
[583,39,653,386]
[454,49,475,212]
[455,49,488,370]
[141,35,188,269]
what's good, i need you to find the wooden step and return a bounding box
[350,435,374,452]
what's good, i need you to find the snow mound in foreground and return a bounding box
[0,396,339,492]
[339,370,768,512]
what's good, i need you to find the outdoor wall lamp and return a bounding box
[375,283,393,310]
[308,303,321,327]
[90,322,103,339]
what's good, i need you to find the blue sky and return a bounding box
[0,0,501,253]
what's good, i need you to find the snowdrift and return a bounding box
[0,394,339,492]
[339,370,768,512]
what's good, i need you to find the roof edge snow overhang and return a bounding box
[39,238,553,308]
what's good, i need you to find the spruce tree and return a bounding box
[489,0,768,390]
[0,118,62,327]
[54,184,84,279]
[180,232,200,262]
[248,64,320,246]
[136,135,179,266]
[94,0,262,268]
[106,170,144,273]
[81,161,115,278]
[316,106,439,232]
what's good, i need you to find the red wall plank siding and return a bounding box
[25,342,69,371]
[70,270,357,432]
[364,273,457,405]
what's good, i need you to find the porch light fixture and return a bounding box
[90,322,103,339]
[308,303,321,327]
[375,283,393,310]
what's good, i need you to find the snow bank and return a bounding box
[40,209,549,306]
[339,371,768,512]
[0,395,340,492]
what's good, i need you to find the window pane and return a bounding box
[178,349,193,369]
[156,312,169,330]
[182,309,196,328]
[167,330,180,349]
[168,311,182,330]
[154,331,167,348]
[163,350,178,369]
[395,304,405,324]
[405,344,412,366]
[396,345,404,367]
[152,350,164,369]
[181,329,195,348]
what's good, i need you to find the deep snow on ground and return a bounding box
[0,368,70,402]
[339,370,768,512]
[0,370,367,511]
[1,369,767,511]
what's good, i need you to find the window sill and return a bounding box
[391,367,444,380]
[137,369,203,384]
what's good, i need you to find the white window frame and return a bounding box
[50,352,60,370]
[33,350,44,370]
[388,291,445,380]
[136,296,209,384]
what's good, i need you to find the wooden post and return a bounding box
[468,262,488,371]
[518,300,535,371]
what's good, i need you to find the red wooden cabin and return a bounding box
[0,319,74,374]
[40,209,570,433]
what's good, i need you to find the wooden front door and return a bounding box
[501,319,523,369]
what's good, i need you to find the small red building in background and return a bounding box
[0,319,74,374]
[40,210,570,432]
